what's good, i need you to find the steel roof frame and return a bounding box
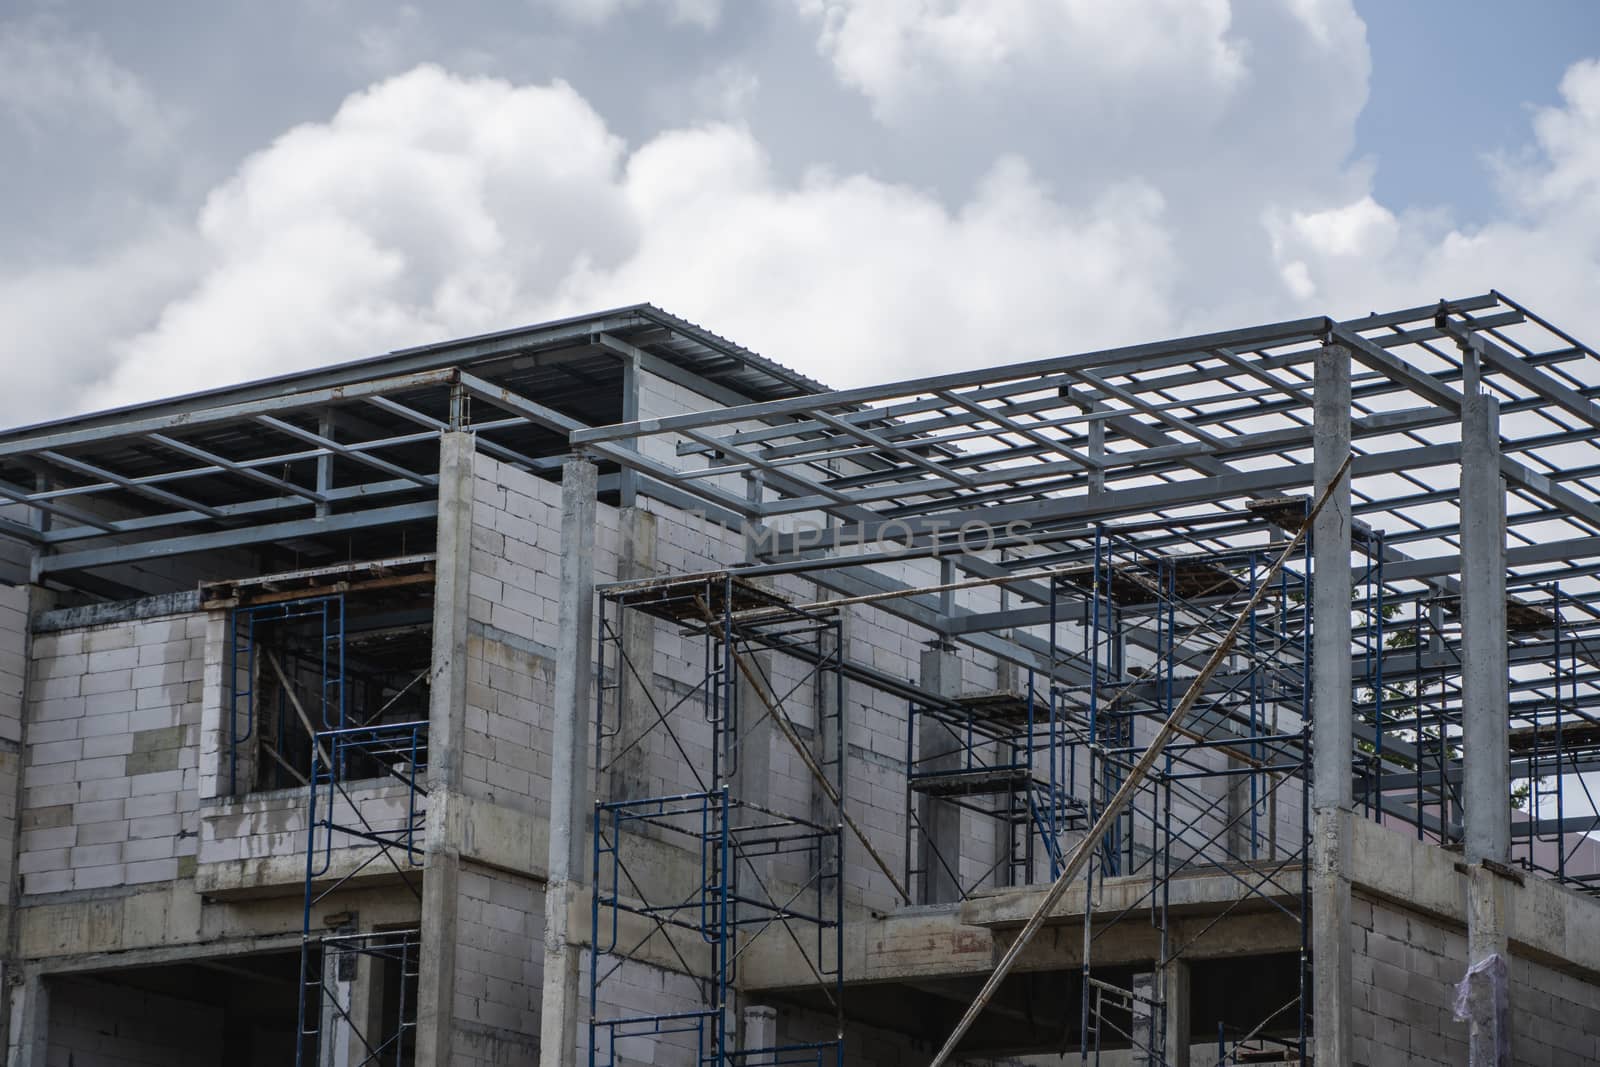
[0,307,819,582]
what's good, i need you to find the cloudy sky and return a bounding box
[2,0,1597,425]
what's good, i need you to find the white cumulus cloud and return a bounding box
[1266,57,1600,332]
[533,0,723,29]
[64,64,1177,416]
[6,11,1599,431]
[798,0,1246,123]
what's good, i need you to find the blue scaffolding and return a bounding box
[903,677,1086,897]
[295,720,428,1066]
[589,573,844,1067]
[229,595,345,793]
[1058,512,1313,1065]
[228,590,429,1067]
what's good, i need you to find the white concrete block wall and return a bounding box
[449,865,542,1064]
[1355,897,1600,1065]
[45,976,224,1066]
[21,615,205,894]
[464,454,568,818]
[581,951,707,1067]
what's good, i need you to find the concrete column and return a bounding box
[1461,393,1509,864]
[351,938,386,1067]
[414,432,475,1067]
[734,651,775,816]
[1310,343,1353,1067]
[607,507,656,802]
[1131,971,1156,1066]
[319,926,355,1067]
[742,1004,777,1063]
[9,972,47,1067]
[538,455,597,1067]
[1464,866,1511,1065]
[1460,389,1510,1065]
[1162,958,1191,1067]
[918,644,963,904]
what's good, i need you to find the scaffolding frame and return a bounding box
[229,594,346,793]
[294,721,428,1065]
[1054,516,1313,1064]
[9,293,1600,1059]
[561,293,1600,1060]
[903,677,1086,898]
[589,573,845,1067]
[568,293,1600,881]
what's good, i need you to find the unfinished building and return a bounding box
[0,294,1596,1065]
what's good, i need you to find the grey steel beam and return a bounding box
[596,331,756,412]
[456,371,586,434]
[761,442,1461,555]
[1069,367,1227,450]
[0,368,459,458]
[36,501,437,573]
[365,395,563,473]
[0,515,43,545]
[1501,455,1600,533]
[580,436,760,519]
[1332,325,1464,412]
[145,433,328,505]
[1455,323,1600,430]
[931,388,1100,471]
[811,409,981,490]
[38,476,416,545]
[254,415,436,488]
[683,374,1079,457]
[571,317,1333,447]
[37,449,225,520]
[1357,754,1600,795]
[0,477,117,533]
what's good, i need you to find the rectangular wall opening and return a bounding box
[47,950,309,1066]
[228,577,434,795]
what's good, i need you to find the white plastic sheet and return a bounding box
[1452,952,1509,1065]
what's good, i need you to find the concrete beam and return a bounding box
[742,893,1301,992]
[606,507,656,803]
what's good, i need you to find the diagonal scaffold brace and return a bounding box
[694,595,914,905]
[927,451,1353,1067]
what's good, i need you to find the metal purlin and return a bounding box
[589,573,845,1067]
[1059,512,1314,1065]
